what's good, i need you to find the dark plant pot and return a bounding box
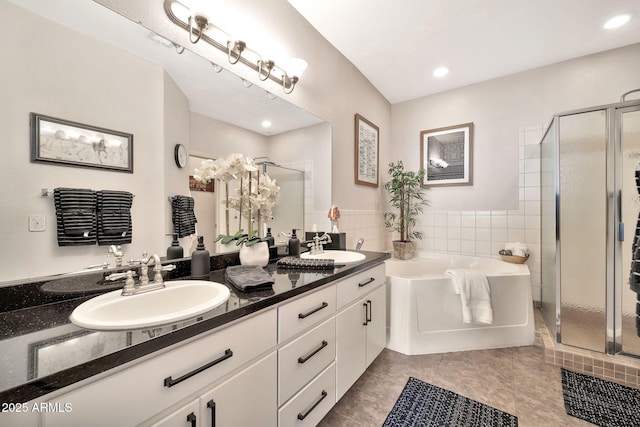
[392,240,415,260]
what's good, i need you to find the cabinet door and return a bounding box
[365,285,386,367]
[149,400,199,427]
[200,351,277,427]
[335,299,366,400]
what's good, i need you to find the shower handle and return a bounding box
[617,190,624,242]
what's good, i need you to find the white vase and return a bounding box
[239,241,270,267]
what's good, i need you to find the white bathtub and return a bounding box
[385,252,535,355]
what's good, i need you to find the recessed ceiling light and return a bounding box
[261,120,272,128]
[604,13,630,30]
[433,67,449,78]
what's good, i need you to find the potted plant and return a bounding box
[384,161,428,260]
[194,153,280,268]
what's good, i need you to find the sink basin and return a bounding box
[300,250,366,264]
[70,281,230,331]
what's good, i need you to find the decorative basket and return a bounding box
[499,250,529,264]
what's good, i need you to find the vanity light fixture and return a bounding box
[164,0,307,94]
[604,13,631,29]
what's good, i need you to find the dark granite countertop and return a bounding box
[0,250,389,404]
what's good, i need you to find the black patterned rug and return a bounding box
[383,377,518,426]
[562,368,640,427]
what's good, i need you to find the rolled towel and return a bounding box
[276,256,335,270]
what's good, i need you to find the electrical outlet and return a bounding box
[29,215,46,232]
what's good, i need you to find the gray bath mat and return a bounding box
[561,368,640,427]
[383,377,518,426]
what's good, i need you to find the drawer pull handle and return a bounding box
[297,390,328,421]
[298,302,329,319]
[207,400,216,427]
[164,349,233,388]
[298,340,328,364]
[358,277,375,287]
[187,412,197,427]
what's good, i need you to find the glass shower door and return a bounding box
[619,107,640,356]
[558,110,608,352]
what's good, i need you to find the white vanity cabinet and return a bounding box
[197,351,277,427]
[148,399,200,427]
[276,284,337,426]
[335,264,386,400]
[41,309,277,427]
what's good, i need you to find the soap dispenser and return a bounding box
[166,233,184,260]
[288,229,300,257]
[265,227,275,247]
[191,236,210,279]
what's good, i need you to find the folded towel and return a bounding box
[97,190,133,246]
[171,195,197,238]
[224,265,274,291]
[445,269,493,325]
[276,256,335,270]
[54,187,97,246]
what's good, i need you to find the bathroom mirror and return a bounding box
[2,0,331,283]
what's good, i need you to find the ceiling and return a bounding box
[288,0,640,104]
[8,0,322,136]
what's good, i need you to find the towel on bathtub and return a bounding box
[445,269,493,325]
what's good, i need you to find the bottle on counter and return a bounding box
[190,236,210,279]
[265,227,275,247]
[288,229,300,257]
[166,233,184,260]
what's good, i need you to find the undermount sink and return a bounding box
[300,250,366,264]
[70,280,230,331]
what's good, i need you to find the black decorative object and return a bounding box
[561,368,640,427]
[383,377,518,427]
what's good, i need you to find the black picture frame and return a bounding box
[31,113,134,173]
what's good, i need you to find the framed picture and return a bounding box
[420,122,473,186]
[354,113,379,187]
[31,112,134,173]
[189,175,215,192]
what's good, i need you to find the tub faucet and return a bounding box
[307,233,332,255]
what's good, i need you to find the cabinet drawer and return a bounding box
[42,309,277,427]
[278,317,335,405]
[278,284,336,343]
[336,264,385,309]
[278,362,336,427]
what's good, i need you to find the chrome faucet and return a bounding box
[355,238,364,251]
[307,233,332,255]
[107,245,124,267]
[107,253,176,296]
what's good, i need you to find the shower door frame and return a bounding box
[552,98,640,355]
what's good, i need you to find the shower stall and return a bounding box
[541,91,640,357]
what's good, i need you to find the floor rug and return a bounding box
[382,377,518,426]
[561,368,640,427]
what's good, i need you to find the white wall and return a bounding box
[391,43,640,212]
[0,2,168,282]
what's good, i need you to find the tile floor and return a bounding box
[319,346,592,427]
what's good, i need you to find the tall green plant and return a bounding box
[384,161,428,242]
